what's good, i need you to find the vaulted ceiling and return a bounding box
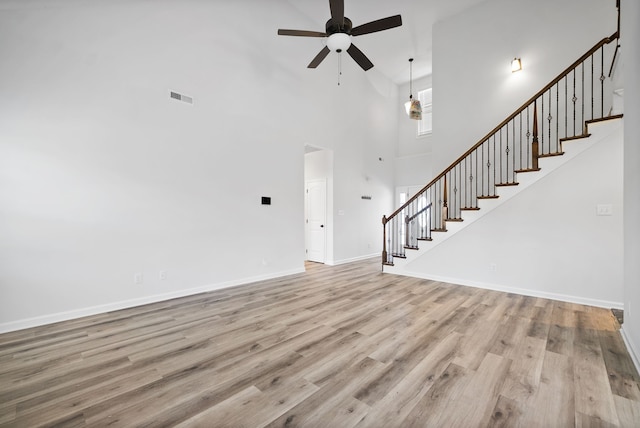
[0,0,487,86]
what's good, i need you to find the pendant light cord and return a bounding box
[409,58,414,100]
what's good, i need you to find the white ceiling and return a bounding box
[0,0,488,86]
[283,0,487,84]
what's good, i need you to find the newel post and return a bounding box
[382,215,388,266]
[405,214,411,248]
[442,175,448,229]
[532,100,540,170]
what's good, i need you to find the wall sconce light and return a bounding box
[511,57,522,73]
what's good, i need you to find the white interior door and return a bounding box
[306,179,326,263]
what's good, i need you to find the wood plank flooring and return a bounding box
[1,259,639,427]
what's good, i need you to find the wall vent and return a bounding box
[170,91,193,104]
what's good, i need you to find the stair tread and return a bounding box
[515,168,541,173]
[560,134,590,142]
[539,152,564,158]
[461,207,481,211]
[431,228,448,233]
[586,114,623,125]
[495,182,519,187]
[477,195,499,199]
[445,218,463,222]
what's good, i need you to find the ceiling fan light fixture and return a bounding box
[327,33,351,52]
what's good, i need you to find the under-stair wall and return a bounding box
[387,118,624,309]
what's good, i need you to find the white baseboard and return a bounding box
[0,267,305,334]
[621,326,640,375]
[326,253,379,266]
[384,270,624,310]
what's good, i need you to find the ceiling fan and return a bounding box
[277,0,402,71]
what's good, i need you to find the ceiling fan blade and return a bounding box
[347,44,374,71]
[278,29,327,37]
[351,15,402,36]
[329,0,344,24]
[308,46,331,68]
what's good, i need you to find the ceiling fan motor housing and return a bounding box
[325,17,352,35]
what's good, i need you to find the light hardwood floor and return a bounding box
[1,259,639,427]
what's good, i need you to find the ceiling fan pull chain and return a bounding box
[338,53,342,86]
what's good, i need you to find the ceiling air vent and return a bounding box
[169,91,193,105]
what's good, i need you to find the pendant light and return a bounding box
[405,58,422,120]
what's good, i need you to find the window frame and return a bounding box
[417,88,432,137]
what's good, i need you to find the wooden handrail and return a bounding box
[609,43,620,78]
[384,32,619,224]
[609,0,621,77]
[405,203,432,223]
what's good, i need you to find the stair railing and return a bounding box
[383,31,619,266]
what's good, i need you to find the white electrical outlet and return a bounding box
[159,271,167,280]
[134,273,143,285]
[596,204,613,216]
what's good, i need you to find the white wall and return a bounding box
[395,75,433,189]
[621,0,640,368]
[432,0,617,174]
[0,0,397,331]
[402,124,624,308]
[328,78,397,264]
[397,75,433,158]
[394,155,433,194]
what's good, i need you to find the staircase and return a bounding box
[382,31,621,274]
